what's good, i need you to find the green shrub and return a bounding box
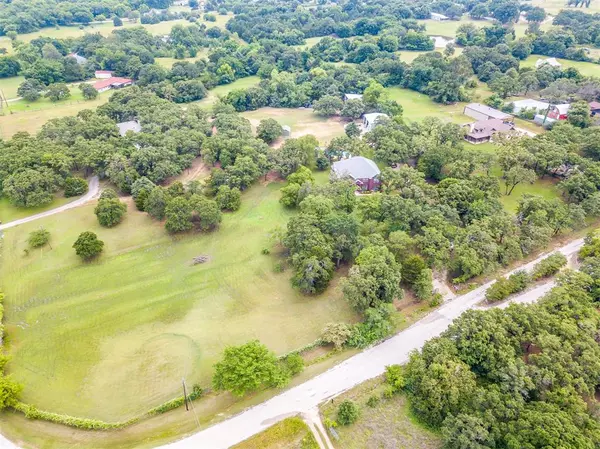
[273,262,285,273]
[64,177,88,197]
[99,188,118,200]
[95,198,127,227]
[261,248,270,255]
[28,228,50,248]
[337,400,360,425]
[532,253,568,280]
[384,364,405,394]
[283,353,304,376]
[485,277,512,303]
[366,395,380,407]
[507,270,530,293]
[429,293,443,307]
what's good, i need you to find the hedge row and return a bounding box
[486,253,568,303]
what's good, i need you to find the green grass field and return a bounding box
[521,54,600,77]
[0,75,25,100]
[155,51,209,68]
[195,75,261,108]
[1,182,356,421]
[0,89,111,139]
[233,417,319,449]
[320,378,441,449]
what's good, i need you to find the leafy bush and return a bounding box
[507,270,530,293]
[64,177,88,197]
[28,228,50,248]
[366,395,380,407]
[73,231,104,260]
[282,353,304,376]
[531,253,567,280]
[94,198,127,227]
[321,322,353,350]
[384,364,405,394]
[337,400,360,425]
[429,293,443,307]
[486,277,513,303]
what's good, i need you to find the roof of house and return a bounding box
[332,156,380,180]
[93,77,133,90]
[117,120,142,136]
[589,101,600,110]
[344,93,363,100]
[67,53,88,65]
[431,12,448,19]
[552,103,571,115]
[512,99,550,111]
[464,103,512,120]
[95,70,113,75]
[536,57,561,67]
[363,112,388,122]
[465,119,514,139]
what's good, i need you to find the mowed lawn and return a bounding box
[232,417,318,449]
[195,75,261,108]
[0,90,111,139]
[0,75,25,100]
[1,182,356,421]
[0,195,77,223]
[521,54,600,77]
[242,107,347,145]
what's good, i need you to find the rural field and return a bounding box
[521,54,600,77]
[232,417,319,449]
[320,378,442,449]
[195,76,261,109]
[0,195,78,224]
[242,107,348,145]
[1,181,356,421]
[0,76,25,100]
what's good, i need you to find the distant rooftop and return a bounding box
[464,103,512,120]
[117,120,142,137]
[332,156,380,180]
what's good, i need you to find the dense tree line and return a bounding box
[405,269,600,449]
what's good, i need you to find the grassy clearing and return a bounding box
[0,195,78,224]
[211,13,234,31]
[1,182,356,421]
[242,107,347,145]
[0,76,25,100]
[521,54,600,77]
[397,47,463,63]
[0,90,110,138]
[499,176,562,212]
[320,377,441,449]
[420,18,482,37]
[155,51,209,68]
[194,75,261,108]
[232,417,319,449]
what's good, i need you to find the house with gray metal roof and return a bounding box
[331,156,381,192]
[463,103,512,121]
[117,120,142,137]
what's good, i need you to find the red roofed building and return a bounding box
[93,77,133,93]
[590,101,600,117]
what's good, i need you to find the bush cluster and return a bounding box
[531,253,567,280]
[485,270,530,303]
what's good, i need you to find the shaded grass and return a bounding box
[499,176,562,212]
[155,51,209,68]
[1,183,356,421]
[320,377,441,449]
[232,417,319,449]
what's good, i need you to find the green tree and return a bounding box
[567,101,592,128]
[45,83,71,102]
[321,322,353,350]
[256,118,283,143]
[146,186,169,220]
[313,95,343,116]
[215,185,241,211]
[95,198,127,227]
[413,268,434,301]
[17,79,43,102]
[73,231,104,260]
[79,83,98,100]
[113,16,123,26]
[442,414,494,449]
[212,340,287,396]
[345,122,361,138]
[0,374,22,410]
[341,99,365,120]
[3,168,60,207]
[165,196,193,233]
[190,195,222,231]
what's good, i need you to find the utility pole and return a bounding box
[182,378,189,411]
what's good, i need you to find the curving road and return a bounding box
[0,176,99,232]
[0,237,585,449]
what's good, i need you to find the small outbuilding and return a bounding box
[430,12,449,21]
[282,125,291,138]
[343,93,363,102]
[547,104,570,120]
[463,103,512,121]
[463,119,515,144]
[331,156,381,192]
[535,57,562,69]
[117,120,142,137]
[589,101,600,116]
[362,112,388,132]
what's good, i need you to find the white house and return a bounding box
[362,113,388,132]
[431,12,449,21]
[117,120,142,137]
[511,99,550,114]
[95,70,114,79]
[344,93,363,102]
[535,57,561,69]
[463,103,512,121]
